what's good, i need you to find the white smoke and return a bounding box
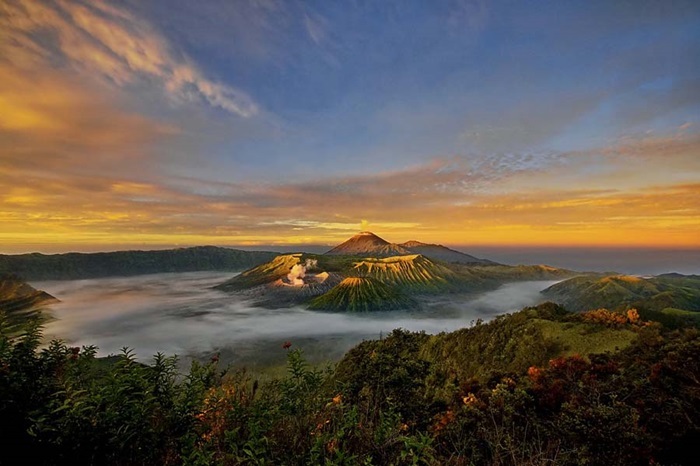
[287,259,318,286]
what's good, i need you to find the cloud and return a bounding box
[1,0,258,117]
[1,132,699,251]
[0,67,177,164]
[41,273,551,360]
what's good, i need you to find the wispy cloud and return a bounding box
[1,133,699,251]
[1,0,258,117]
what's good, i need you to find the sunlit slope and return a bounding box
[215,254,303,291]
[350,255,466,292]
[0,275,58,334]
[0,275,57,313]
[323,232,495,265]
[308,277,416,312]
[464,263,575,281]
[325,231,411,257]
[399,240,496,265]
[542,274,700,312]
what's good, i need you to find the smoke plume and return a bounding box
[287,259,318,286]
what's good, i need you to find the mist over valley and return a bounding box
[36,272,560,368]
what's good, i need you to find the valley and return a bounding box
[3,234,699,465]
[33,271,561,368]
[5,232,699,361]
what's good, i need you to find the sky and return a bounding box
[1,0,699,253]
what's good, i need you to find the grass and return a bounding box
[661,307,700,324]
[308,276,416,311]
[533,319,638,357]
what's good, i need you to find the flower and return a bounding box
[332,394,342,404]
[282,341,292,350]
[627,308,640,323]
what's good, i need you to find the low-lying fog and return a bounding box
[37,273,560,369]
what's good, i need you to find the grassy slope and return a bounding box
[422,304,636,381]
[337,303,640,394]
[215,254,303,290]
[534,319,637,357]
[308,277,416,312]
[349,255,462,293]
[543,274,700,312]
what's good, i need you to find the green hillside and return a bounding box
[349,254,463,292]
[0,246,278,280]
[339,302,638,395]
[308,276,416,312]
[3,302,698,465]
[542,273,700,313]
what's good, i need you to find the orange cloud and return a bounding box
[1,0,699,261]
[1,154,698,252]
[0,67,176,153]
[1,0,258,116]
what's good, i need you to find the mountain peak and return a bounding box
[325,232,410,257]
[401,240,428,248]
[399,241,496,265]
[353,231,387,241]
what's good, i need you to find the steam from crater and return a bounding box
[287,259,318,286]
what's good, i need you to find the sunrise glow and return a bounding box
[1,0,699,253]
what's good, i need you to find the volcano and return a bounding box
[308,276,416,312]
[325,232,496,264]
[324,232,411,257]
[399,240,496,265]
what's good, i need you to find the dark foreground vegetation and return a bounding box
[1,303,699,465]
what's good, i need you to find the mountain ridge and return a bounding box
[398,240,496,265]
[0,246,278,280]
[542,273,700,313]
[325,232,412,257]
[325,231,495,265]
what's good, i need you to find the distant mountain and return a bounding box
[542,273,700,313]
[324,232,495,265]
[308,277,416,312]
[399,240,496,265]
[325,232,412,257]
[0,246,278,280]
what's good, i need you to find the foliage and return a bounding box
[2,303,699,465]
